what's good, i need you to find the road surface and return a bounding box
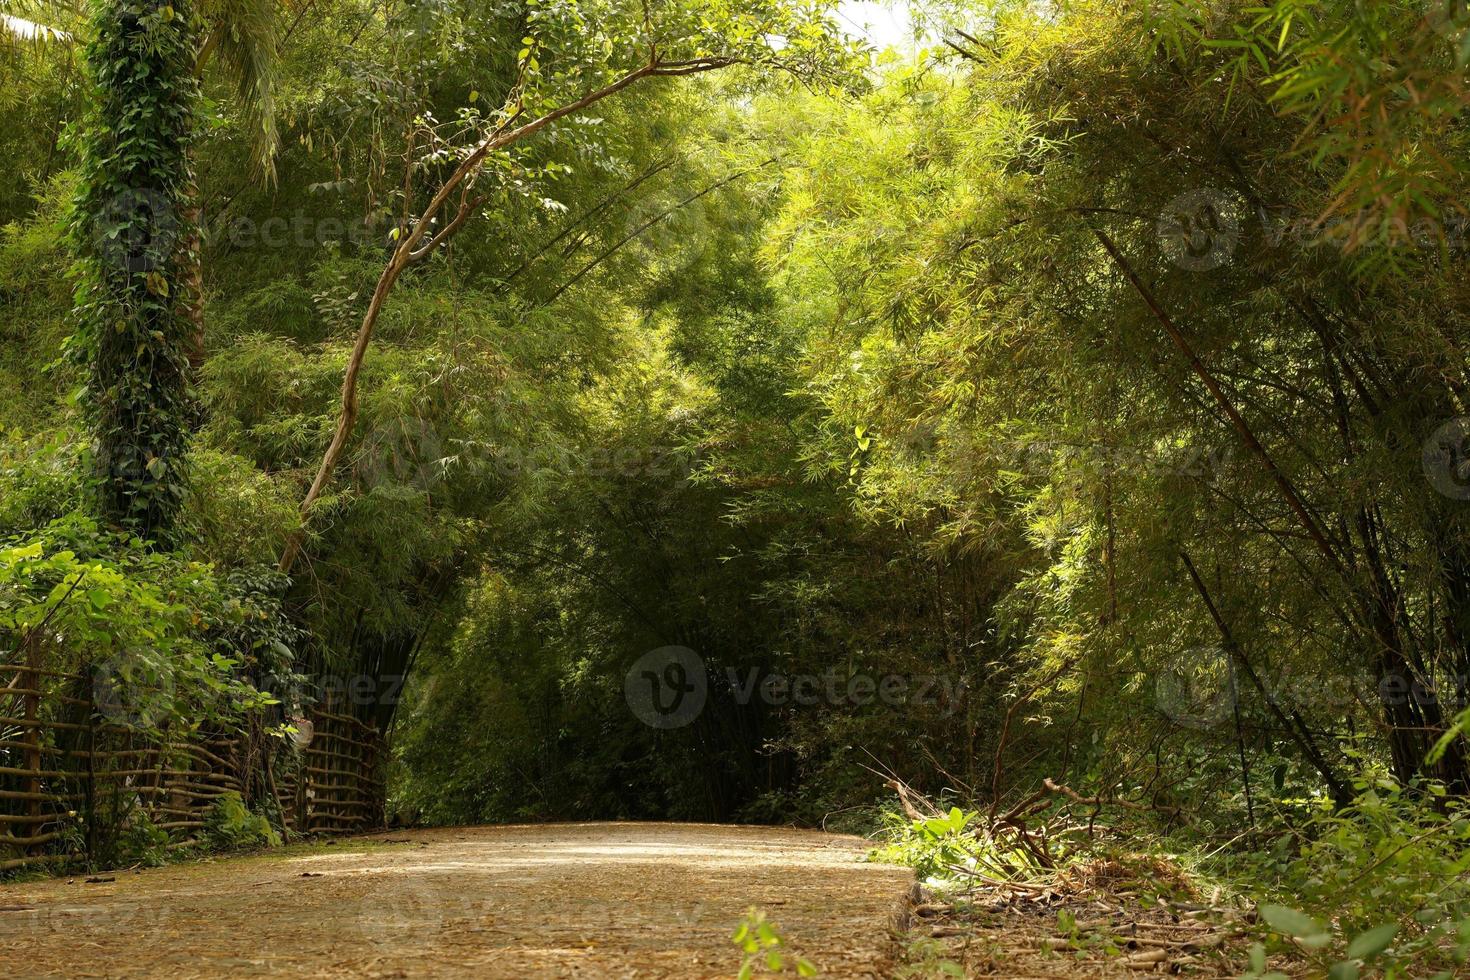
[0,822,914,978]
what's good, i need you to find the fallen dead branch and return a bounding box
[886,777,1246,977]
[1042,777,1183,818]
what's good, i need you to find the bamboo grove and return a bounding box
[3,0,1470,958]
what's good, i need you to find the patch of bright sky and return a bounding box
[836,1,920,54]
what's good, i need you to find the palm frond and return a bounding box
[198,0,281,181]
[1,0,78,53]
[1,12,70,42]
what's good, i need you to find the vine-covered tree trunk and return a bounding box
[70,0,200,542]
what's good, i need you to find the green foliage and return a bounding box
[183,447,299,568]
[731,908,818,978]
[198,0,281,177]
[1237,780,1470,977]
[1147,0,1470,259]
[868,806,989,882]
[67,0,201,542]
[6,8,1470,966]
[204,790,281,849]
[0,189,74,430]
[116,810,171,867]
[0,432,85,534]
[0,517,284,733]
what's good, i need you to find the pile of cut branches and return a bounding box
[875,778,1247,976]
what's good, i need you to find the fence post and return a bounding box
[85,679,96,866]
[363,732,376,827]
[23,641,42,856]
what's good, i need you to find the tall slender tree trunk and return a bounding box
[1096,225,1470,792]
[181,170,205,376]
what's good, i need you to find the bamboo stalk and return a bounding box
[0,687,92,707]
[169,742,233,770]
[0,716,133,733]
[0,680,388,860]
[0,738,63,753]
[0,812,63,825]
[304,765,370,781]
[0,852,68,872]
[0,830,66,848]
[0,764,68,778]
[0,664,84,681]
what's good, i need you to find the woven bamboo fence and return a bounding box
[0,655,386,873]
[276,696,386,837]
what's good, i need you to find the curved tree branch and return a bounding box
[278,55,735,575]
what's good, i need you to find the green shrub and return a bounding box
[117,811,170,868]
[0,517,278,735]
[205,792,281,851]
[1237,778,1470,978]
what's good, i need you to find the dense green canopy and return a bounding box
[5,0,1470,970]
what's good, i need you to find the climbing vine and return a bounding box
[67,0,199,542]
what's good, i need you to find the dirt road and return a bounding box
[0,822,914,978]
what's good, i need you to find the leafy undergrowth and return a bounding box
[731,907,820,978]
[205,792,282,851]
[870,791,1243,976]
[1228,777,1470,980]
[871,775,1470,978]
